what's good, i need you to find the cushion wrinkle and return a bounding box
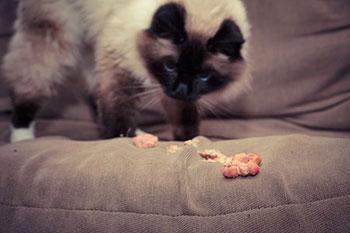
[0,194,348,218]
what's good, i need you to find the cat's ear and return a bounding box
[149,3,187,44]
[207,19,245,60]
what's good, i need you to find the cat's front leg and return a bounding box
[162,96,200,141]
[97,71,142,139]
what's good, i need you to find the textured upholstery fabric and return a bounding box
[0,135,349,233]
[0,0,350,142]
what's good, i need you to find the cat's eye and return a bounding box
[197,73,212,82]
[164,61,177,73]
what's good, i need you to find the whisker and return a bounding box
[140,91,162,111]
[210,101,233,118]
[140,97,158,111]
[111,88,162,108]
[198,100,214,117]
[117,83,161,90]
[128,88,161,100]
[195,103,202,116]
[195,102,206,118]
[200,99,224,119]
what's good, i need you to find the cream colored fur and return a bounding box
[2,0,250,138]
[2,0,249,96]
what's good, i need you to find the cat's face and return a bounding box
[138,2,246,101]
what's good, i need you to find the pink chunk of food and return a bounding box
[199,149,228,164]
[133,134,159,148]
[247,153,262,165]
[223,153,262,178]
[223,165,239,178]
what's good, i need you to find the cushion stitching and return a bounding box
[0,194,349,218]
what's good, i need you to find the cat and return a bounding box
[2,0,250,142]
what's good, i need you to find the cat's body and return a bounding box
[2,0,250,142]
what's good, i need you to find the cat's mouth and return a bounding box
[165,89,199,102]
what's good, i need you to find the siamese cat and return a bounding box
[2,0,250,142]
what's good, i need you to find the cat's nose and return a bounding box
[175,83,187,97]
[168,83,196,101]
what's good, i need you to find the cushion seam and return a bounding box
[0,194,349,218]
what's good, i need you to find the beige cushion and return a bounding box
[0,135,349,232]
[1,0,350,141]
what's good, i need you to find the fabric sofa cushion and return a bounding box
[1,0,350,142]
[0,135,349,232]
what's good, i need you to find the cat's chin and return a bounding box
[169,97,198,103]
[165,92,199,102]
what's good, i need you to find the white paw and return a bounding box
[10,122,35,143]
[135,128,147,136]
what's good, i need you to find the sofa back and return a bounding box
[235,0,350,131]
